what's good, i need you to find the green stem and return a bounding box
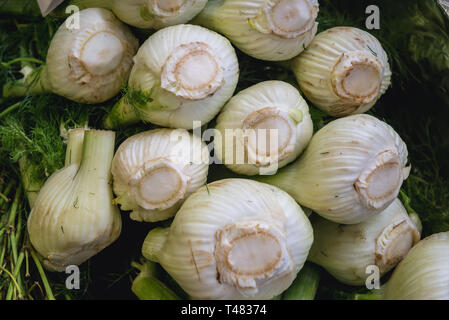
[9,232,18,268]
[0,264,22,299]
[0,191,8,203]
[1,57,44,68]
[7,186,21,226]
[282,262,321,300]
[64,128,86,166]
[142,227,169,263]
[131,261,180,300]
[19,157,43,209]
[30,249,55,300]
[2,66,48,99]
[0,102,21,119]
[0,238,6,267]
[79,130,116,178]
[6,250,24,300]
[0,181,13,209]
[399,190,423,234]
[25,249,30,277]
[103,96,140,129]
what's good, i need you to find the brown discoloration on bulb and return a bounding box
[375,219,420,274]
[191,250,214,270]
[355,150,403,210]
[331,53,382,105]
[189,239,202,282]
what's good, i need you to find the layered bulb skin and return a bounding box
[111,128,209,222]
[142,179,313,300]
[214,80,313,175]
[384,232,449,300]
[193,0,319,61]
[261,114,410,224]
[308,199,420,286]
[292,27,392,117]
[5,8,139,104]
[27,129,122,272]
[104,24,239,130]
[71,0,208,29]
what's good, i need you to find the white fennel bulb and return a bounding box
[27,129,122,272]
[214,81,313,175]
[383,232,449,300]
[142,179,313,299]
[111,128,209,222]
[4,8,139,104]
[193,0,319,61]
[291,26,392,117]
[70,0,208,29]
[104,24,239,130]
[259,114,410,224]
[308,199,420,286]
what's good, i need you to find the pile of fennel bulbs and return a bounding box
[0,0,447,301]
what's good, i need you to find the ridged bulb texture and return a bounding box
[292,27,392,117]
[27,130,122,272]
[127,24,239,129]
[111,128,209,222]
[143,179,313,299]
[384,232,449,300]
[109,0,208,29]
[44,8,139,104]
[263,114,410,224]
[194,0,319,61]
[308,199,420,286]
[214,81,313,175]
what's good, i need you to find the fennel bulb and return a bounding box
[214,80,313,175]
[27,129,122,272]
[131,261,181,300]
[259,114,410,224]
[383,232,449,300]
[142,179,313,299]
[104,24,239,130]
[193,0,319,61]
[291,27,391,117]
[3,8,139,104]
[69,0,208,29]
[111,128,209,222]
[308,199,420,286]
